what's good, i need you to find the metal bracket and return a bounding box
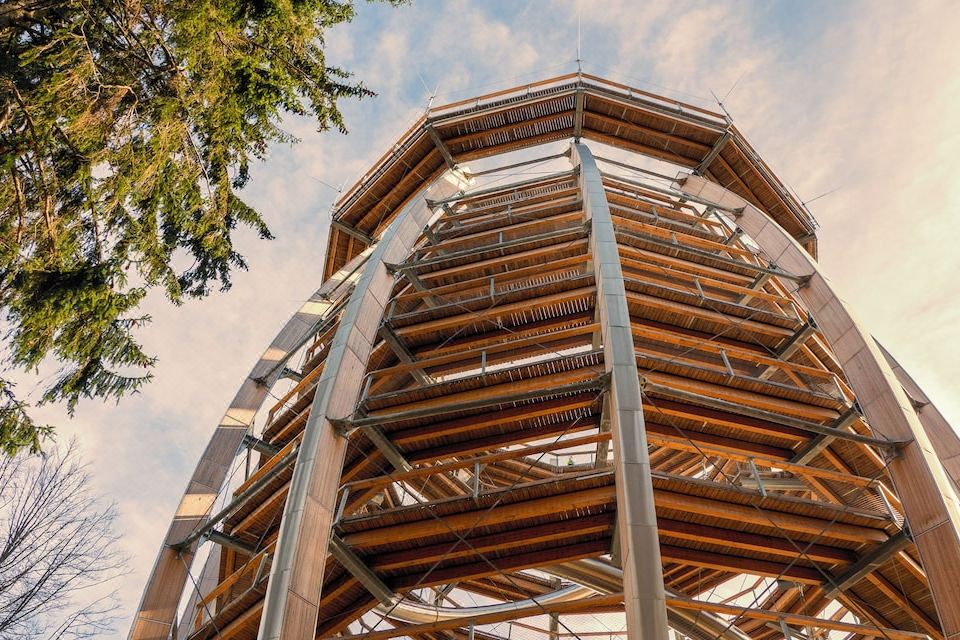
[241,434,281,457]
[278,366,302,382]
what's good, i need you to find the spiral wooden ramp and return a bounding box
[130,74,960,640]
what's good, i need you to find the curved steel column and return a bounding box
[546,560,753,640]
[677,172,960,640]
[570,142,670,640]
[257,175,459,640]
[128,250,370,640]
[381,558,750,640]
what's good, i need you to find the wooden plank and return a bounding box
[647,432,876,488]
[370,514,614,571]
[342,484,616,549]
[653,489,888,544]
[342,432,611,493]
[865,572,943,639]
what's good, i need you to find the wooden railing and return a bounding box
[192,542,275,632]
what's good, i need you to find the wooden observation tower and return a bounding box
[130,74,960,640]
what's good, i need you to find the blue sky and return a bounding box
[25,0,960,633]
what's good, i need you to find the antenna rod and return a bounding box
[576,13,582,73]
[802,186,841,207]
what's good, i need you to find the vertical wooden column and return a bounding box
[879,343,960,494]
[570,142,670,640]
[128,251,370,640]
[257,175,460,640]
[677,172,960,640]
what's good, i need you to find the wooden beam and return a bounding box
[342,483,616,549]
[573,88,585,139]
[647,432,876,488]
[659,543,823,583]
[378,325,433,384]
[342,432,611,494]
[128,262,354,640]
[657,517,854,564]
[340,374,606,430]
[695,130,732,175]
[390,539,610,589]
[790,408,861,465]
[880,341,960,494]
[257,173,459,640]
[369,513,614,572]
[642,380,905,451]
[329,535,396,606]
[865,572,943,639]
[653,488,888,544]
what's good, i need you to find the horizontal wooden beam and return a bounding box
[659,543,823,583]
[657,518,855,565]
[642,380,907,451]
[342,483,616,549]
[653,487,888,544]
[388,226,588,273]
[390,392,600,449]
[390,539,609,589]
[427,170,577,207]
[337,375,607,431]
[370,513,614,572]
[342,432,611,493]
[647,432,876,488]
[340,471,887,554]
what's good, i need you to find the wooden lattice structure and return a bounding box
[129,74,960,640]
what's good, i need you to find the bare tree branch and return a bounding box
[0,442,127,638]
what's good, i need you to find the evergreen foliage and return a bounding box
[1,0,386,453]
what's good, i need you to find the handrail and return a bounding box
[193,541,275,630]
[266,362,325,423]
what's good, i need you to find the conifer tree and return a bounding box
[0,0,389,453]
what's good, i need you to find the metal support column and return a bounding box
[570,141,670,640]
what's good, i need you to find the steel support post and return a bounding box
[570,141,670,640]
